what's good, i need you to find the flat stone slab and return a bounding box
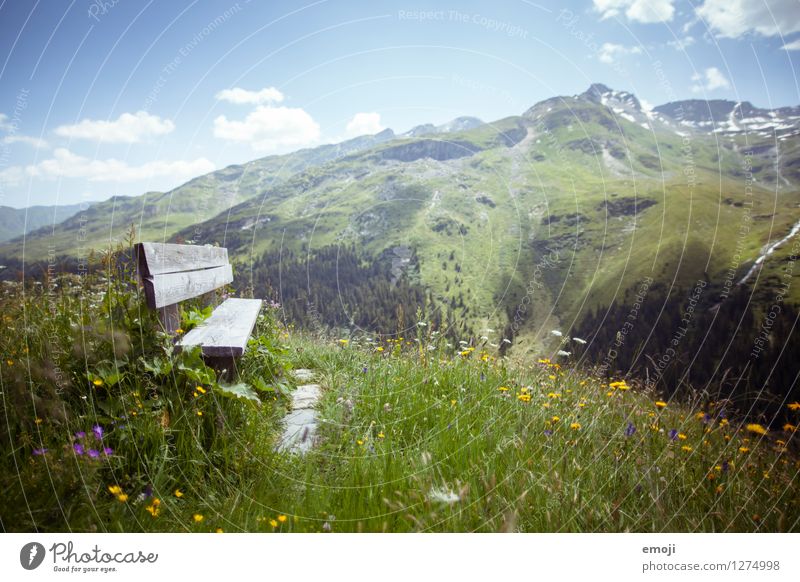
[292,383,322,409]
[277,409,318,454]
[291,368,315,382]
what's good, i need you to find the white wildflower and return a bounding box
[572,337,587,344]
[551,330,563,337]
[429,487,460,504]
[557,350,571,356]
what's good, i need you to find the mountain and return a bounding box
[0,203,86,243]
[653,98,800,139]
[0,129,397,261]
[403,116,484,137]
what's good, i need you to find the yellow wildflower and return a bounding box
[196,386,206,394]
[739,447,750,453]
[517,393,531,403]
[108,485,122,495]
[197,411,203,416]
[175,328,184,334]
[377,432,385,439]
[93,379,103,387]
[570,422,581,430]
[145,498,161,517]
[193,514,203,523]
[551,416,560,423]
[678,433,687,440]
[269,519,278,528]
[356,439,364,445]
[278,515,287,523]
[784,423,797,432]
[655,401,667,408]
[34,418,43,425]
[681,445,693,452]
[216,528,223,533]
[746,423,767,435]
[788,402,800,411]
[117,494,129,503]
[174,489,184,498]
[497,386,509,392]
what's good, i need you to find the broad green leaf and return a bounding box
[216,382,261,405]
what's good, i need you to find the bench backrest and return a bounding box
[136,242,233,309]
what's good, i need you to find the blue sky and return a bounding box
[0,0,799,208]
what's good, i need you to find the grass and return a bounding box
[1,248,798,533]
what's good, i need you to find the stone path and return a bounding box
[276,369,322,454]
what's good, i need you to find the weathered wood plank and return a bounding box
[179,298,262,357]
[136,242,228,277]
[142,264,233,309]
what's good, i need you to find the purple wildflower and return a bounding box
[721,461,729,473]
[143,484,153,499]
[103,447,113,456]
[75,431,86,439]
[32,448,48,456]
[362,367,368,374]
[668,429,678,441]
[624,422,636,437]
[544,429,553,437]
[88,449,100,459]
[73,443,85,455]
[702,413,711,424]
[92,425,104,440]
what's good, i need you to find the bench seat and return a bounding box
[179,297,263,358]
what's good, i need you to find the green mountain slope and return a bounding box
[0,129,397,261]
[165,86,800,353]
[0,203,86,243]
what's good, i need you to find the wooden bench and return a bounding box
[135,242,262,377]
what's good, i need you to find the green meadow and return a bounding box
[1,246,798,533]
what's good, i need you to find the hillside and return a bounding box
[0,202,86,243]
[0,129,397,262]
[1,267,797,532]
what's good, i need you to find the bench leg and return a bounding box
[158,304,180,334]
[205,356,237,382]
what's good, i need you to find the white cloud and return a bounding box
[54,111,175,143]
[2,135,48,149]
[782,38,800,50]
[9,148,214,183]
[696,0,800,38]
[215,87,284,105]
[667,36,695,50]
[593,0,675,23]
[213,105,320,151]
[690,67,731,92]
[0,113,11,131]
[598,42,642,64]
[344,112,384,137]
